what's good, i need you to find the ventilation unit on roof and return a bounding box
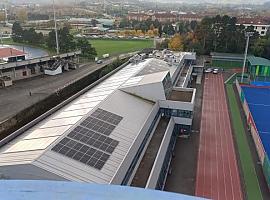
[129,54,145,65]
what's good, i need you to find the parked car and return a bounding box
[96,60,103,64]
[213,68,219,74]
[204,68,213,73]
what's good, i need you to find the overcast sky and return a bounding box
[8,0,270,5]
[157,0,268,4]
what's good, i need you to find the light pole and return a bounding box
[53,0,59,54]
[0,32,3,46]
[241,32,253,83]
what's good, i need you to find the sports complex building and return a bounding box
[0,51,197,190]
[210,52,244,68]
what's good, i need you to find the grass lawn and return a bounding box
[226,83,263,200]
[89,39,154,58]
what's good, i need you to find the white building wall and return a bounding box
[122,82,166,102]
[110,103,160,184]
[146,117,175,189]
[238,24,270,36]
[159,100,194,111]
[173,117,193,126]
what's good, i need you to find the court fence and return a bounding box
[235,79,270,188]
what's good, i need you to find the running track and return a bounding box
[196,74,243,200]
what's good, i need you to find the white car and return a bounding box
[204,68,213,73]
[213,69,219,74]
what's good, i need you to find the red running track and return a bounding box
[195,74,243,200]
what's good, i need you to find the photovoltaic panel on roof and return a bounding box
[51,108,122,170]
[52,137,110,170]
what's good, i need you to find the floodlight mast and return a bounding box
[53,0,59,54]
[241,32,253,83]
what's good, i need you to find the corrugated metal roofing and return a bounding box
[0,55,187,183]
[247,56,270,66]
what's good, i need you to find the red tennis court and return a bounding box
[196,74,243,200]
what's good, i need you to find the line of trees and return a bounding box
[12,22,97,59]
[119,18,198,37]
[161,15,270,59]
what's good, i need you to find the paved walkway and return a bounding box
[196,74,243,200]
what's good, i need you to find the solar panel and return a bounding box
[91,108,123,126]
[52,137,110,170]
[67,126,119,154]
[51,108,122,170]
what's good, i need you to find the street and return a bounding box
[0,57,119,123]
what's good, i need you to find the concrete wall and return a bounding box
[146,118,175,189]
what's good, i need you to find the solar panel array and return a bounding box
[51,108,123,170]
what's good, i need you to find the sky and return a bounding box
[156,0,268,4]
[8,0,270,5]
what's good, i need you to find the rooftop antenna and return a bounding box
[53,0,59,54]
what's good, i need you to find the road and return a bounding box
[0,57,123,123]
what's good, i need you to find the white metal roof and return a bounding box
[0,60,147,166]
[0,56,184,183]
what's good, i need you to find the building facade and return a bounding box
[0,51,196,190]
[237,18,270,36]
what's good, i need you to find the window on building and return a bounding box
[22,71,27,76]
[30,67,36,75]
[262,26,266,30]
[2,68,12,73]
[162,73,173,98]
[261,31,265,35]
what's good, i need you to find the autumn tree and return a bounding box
[0,11,5,22]
[168,34,184,51]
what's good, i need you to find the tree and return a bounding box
[0,11,5,22]
[23,28,44,45]
[47,27,76,53]
[77,38,97,59]
[252,35,270,59]
[168,34,184,51]
[12,22,24,42]
[163,24,175,36]
[91,19,99,27]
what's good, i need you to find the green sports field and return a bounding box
[88,39,154,57]
[226,77,263,200]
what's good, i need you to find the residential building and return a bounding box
[237,18,270,36]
